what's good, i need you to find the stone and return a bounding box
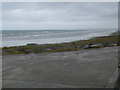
[90,43,103,48]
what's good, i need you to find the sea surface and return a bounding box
[2,29,116,47]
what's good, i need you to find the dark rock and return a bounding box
[84,44,93,49]
[116,42,120,46]
[118,64,120,68]
[111,43,118,46]
[27,43,38,45]
[90,43,103,48]
[109,43,119,46]
[84,43,104,49]
[102,42,111,47]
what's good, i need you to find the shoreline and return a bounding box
[2,32,120,55]
[2,30,116,47]
[2,35,110,48]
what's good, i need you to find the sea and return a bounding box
[2,29,117,47]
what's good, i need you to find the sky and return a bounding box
[0,3,2,30]
[2,2,118,30]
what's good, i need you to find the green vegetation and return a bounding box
[2,35,120,55]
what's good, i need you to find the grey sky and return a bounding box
[2,2,118,30]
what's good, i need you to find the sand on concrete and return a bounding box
[2,47,118,88]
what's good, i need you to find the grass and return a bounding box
[2,35,120,55]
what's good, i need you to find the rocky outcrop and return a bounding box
[83,43,119,49]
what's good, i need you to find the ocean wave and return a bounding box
[2,30,116,47]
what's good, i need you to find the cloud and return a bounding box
[2,2,118,30]
[0,2,2,30]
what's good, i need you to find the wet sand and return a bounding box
[2,47,118,88]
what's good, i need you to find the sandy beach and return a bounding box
[2,46,118,88]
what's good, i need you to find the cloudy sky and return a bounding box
[2,2,118,30]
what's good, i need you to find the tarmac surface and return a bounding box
[2,47,118,88]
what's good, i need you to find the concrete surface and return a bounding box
[2,47,118,88]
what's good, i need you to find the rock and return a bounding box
[27,43,38,45]
[102,42,111,47]
[84,44,93,49]
[116,42,120,46]
[84,43,103,49]
[109,43,119,46]
[118,64,120,68]
[90,43,103,48]
[84,45,90,49]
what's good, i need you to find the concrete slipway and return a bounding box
[2,47,118,88]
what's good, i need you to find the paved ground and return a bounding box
[2,47,118,88]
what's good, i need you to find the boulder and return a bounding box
[27,43,38,45]
[84,44,93,49]
[109,43,119,46]
[90,43,103,48]
[84,43,103,49]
